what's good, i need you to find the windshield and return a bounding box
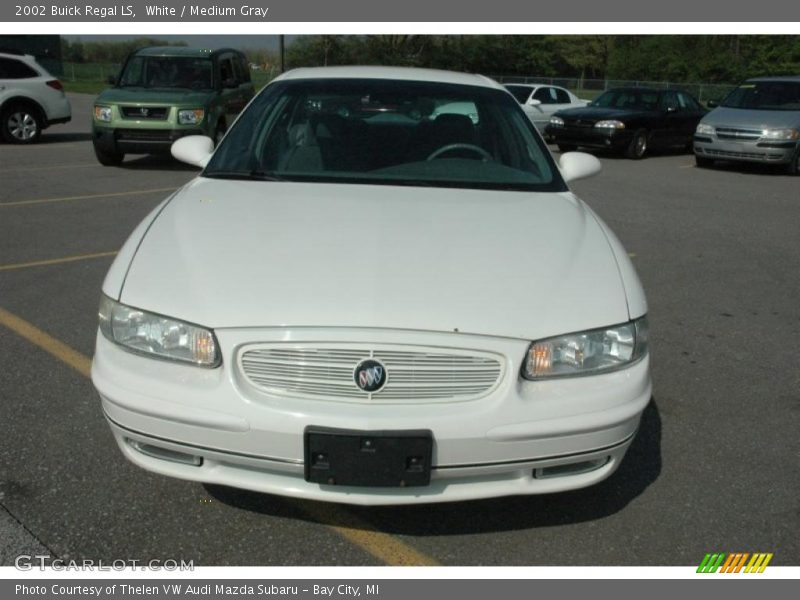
[118,56,213,90]
[592,89,660,111]
[205,79,564,192]
[722,81,800,111]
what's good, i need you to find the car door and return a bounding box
[656,91,683,148]
[525,86,561,132]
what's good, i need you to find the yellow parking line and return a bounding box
[0,251,117,272]
[0,163,100,174]
[299,502,440,566]
[0,187,176,208]
[0,305,440,567]
[0,307,91,378]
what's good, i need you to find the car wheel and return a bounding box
[557,143,577,153]
[695,155,714,169]
[93,141,124,166]
[1,104,43,144]
[625,129,648,159]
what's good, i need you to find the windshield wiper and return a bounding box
[203,170,285,182]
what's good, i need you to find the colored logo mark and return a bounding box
[697,552,773,573]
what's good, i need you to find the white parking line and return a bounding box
[0,163,99,174]
[0,187,176,208]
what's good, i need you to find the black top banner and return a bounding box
[1,0,799,22]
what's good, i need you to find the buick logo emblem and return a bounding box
[354,359,387,393]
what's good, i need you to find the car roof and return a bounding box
[273,66,504,90]
[606,87,666,94]
[745,75,800,83]
[132,46,237,58]
[505,83,558,89]
[0,51,36,62]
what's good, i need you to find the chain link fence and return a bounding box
[492,75,736,103]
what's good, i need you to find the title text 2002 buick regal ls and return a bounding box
[91,67,651,505]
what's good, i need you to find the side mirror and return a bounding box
[528,98,542,107]
[706,99,719,108]
[107,74,117,85]
[559,152,602,183]
[171,135,214,168]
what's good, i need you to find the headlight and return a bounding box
[696,123,715,135]
[594,120,625,129]
[549,116,565,127]
[522,317,648,380]
[98,295,219,367]
[94,106,112,122]
[759,128,799,141]
[178,109,205,125]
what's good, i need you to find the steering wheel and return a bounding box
[427,143,493,161]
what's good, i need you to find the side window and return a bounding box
[554,88,571,104]
[237,56,251,84]
[218,56,234,85]
[231,57,243,84]
[533,87,554,104]
[0,57,38,79]
[678,92,699,111]
[661,91,680,111]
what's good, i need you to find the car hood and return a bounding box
[96,87,212,106]
[701,107,800,129]
[118,179,631,341]
[555,106,652,121]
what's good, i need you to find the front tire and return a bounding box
[625,129,648,159]
[1,104,43,144]
[695,155,714,169]
[93,141,124,166]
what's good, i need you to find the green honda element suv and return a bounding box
[92,46,255,166]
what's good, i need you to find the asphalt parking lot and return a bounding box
[0,92,798,567]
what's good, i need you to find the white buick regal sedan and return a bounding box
[91,67,651,505]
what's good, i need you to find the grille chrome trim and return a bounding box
[238,344,505,404]
[714,126,762,141]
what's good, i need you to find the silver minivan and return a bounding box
[693,76,800,174]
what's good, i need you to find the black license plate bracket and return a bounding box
[304,427,433,488]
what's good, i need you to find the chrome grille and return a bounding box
[714,127,762,141]
[239,345,504,403]
[563,118,595,128]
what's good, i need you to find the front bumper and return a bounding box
[546,126,632,150]
[92,327,652,505]
[694,136,798,164]
[93,125,204,154]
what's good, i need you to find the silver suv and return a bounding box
[693,76,800,174]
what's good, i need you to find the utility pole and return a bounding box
[279,35,285,73]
